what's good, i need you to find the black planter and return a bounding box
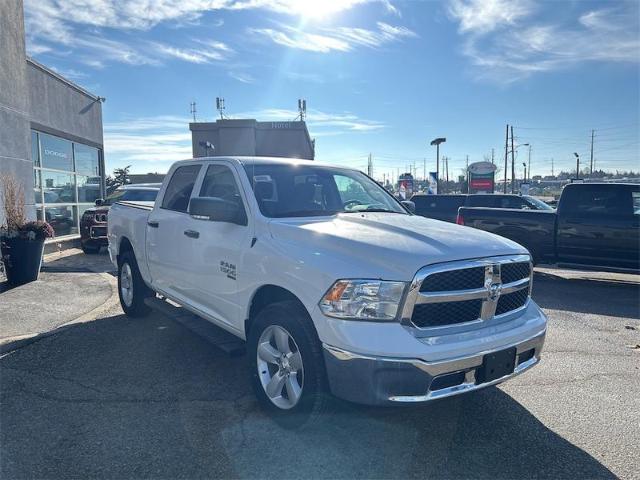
[0,236,45,286]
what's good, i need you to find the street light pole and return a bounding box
[430,137,446,193]
[523,162,527,183]
[527,144,532,181]
[574,152,580,180]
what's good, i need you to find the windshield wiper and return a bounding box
[343,208,405,214]
[272,210,339,218]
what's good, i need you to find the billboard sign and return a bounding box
[428,172,438,194]
[468,161,497,194]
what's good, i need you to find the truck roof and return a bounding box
[172,156,358,171]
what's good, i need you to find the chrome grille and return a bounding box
[496,288,529,316]
[501,262,531,284]
[402,255,532,332]
[420,266,485,292]
[411,299,482,328]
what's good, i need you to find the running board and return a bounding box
[144,296,246,357]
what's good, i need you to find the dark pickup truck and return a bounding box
[457,183,639,271]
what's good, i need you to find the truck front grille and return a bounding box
[500,262,531,284]
[419,266,485,292]
[411,299,483,328]
[496,288,529,316]
[403,255,532,332]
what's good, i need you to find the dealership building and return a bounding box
[0,0,105,242]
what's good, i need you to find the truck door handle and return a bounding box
[147,221,159,228]
[184,229,200,239]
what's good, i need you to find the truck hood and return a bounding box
[267,213,527,280]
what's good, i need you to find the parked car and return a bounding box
[457,183,639,271]
[108,157,547,427]
[412,193,553,223]
[80,183,160,254]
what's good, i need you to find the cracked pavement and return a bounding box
[1,268,638,479]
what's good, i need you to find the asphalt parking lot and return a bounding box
[1,267,638,479]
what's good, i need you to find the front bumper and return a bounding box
[322,328,545,406]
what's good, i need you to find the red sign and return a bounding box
[470,179,494,189]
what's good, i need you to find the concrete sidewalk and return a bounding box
[0,249,119,353]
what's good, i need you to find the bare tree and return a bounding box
[0,174,26,230]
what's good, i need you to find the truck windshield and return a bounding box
[243,163,407,218]
[523,196,554,210]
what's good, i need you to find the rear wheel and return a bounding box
[248,300,329,429]
[118,250,152,317]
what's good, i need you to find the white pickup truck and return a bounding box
[108,156,547,425]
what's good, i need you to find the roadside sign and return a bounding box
[468,162,497,194]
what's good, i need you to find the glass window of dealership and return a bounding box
[32,130,103,238]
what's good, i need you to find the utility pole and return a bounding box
[591,130,595,174]
[551,158,554,177]
[367,153,373,177]
[445,157,449,191]
[190,101,197,122]
[527,144,532,182]
[491,148,495,164]
[510,125,516,193]
[504,124,509,193]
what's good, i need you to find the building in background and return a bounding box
[190,119,315,160]
[0,0,105,243]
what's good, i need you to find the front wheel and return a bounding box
[247,300,329,429]
[118,250,152,317]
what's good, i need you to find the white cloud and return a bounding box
[104,115,193,165]
[448,1,640,82]
[229,71,256,83]
[447,0,534,34]
[249,28,351,52]
[250,21,416,52]
[151,41,231,63]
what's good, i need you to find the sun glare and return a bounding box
[289,0,361,20]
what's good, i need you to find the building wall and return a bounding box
[0,0,32,225]
[27,59,103,149]
[190,119,314,160]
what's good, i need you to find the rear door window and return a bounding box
[562,186,633,216]
[161,165,201,212]
[467,195,499,208]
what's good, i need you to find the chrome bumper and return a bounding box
[322,329,546,405]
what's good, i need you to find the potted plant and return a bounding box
[0,174,54,286]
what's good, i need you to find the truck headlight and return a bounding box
[319,280,406,321]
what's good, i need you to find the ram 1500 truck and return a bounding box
[457,183,639,271]
[108,157,547,425]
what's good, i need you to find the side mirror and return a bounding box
[401,200,416,214]
[189,197,247,225]
[95,198,104,206]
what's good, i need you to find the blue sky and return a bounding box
[24,0,640,179]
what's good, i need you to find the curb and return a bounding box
[0,272,119,356]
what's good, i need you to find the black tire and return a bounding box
[247,300,330,429]
[82,244,100,254]
[117,250,152,317]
